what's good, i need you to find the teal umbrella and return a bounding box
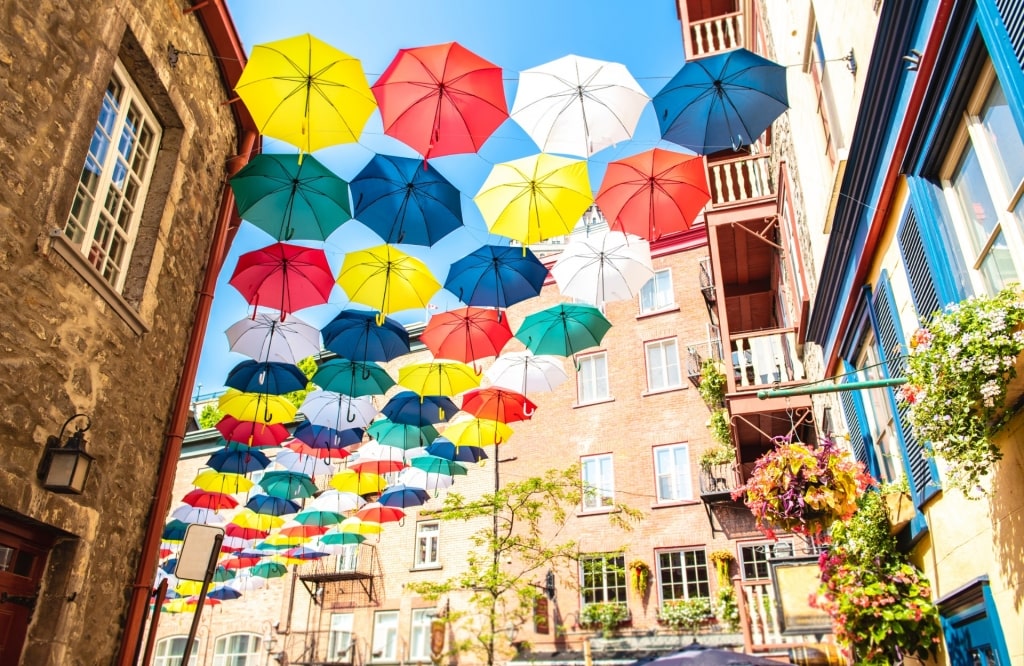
[292,509,345,528]
[319,530,366,546]
[250,561,288,579]
[367,419,439,450]
[410,455,468,477]
[257,470,318,500]
[229,153,351,241]
[514,303,612,359]
[312,358,396,397]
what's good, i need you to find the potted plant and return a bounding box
[580,601,629,639]
[900,286,1024,496]
[698,358,727,407]
[878,477,913,535]
[706,408,733,448]
[659,597,713,634]
[708,550,740,631]
[628,560,651,597]
[735,436,873,537]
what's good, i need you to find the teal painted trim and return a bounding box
[980,582,1013,665]
[977,0,1024,130]
[905,176,971,304]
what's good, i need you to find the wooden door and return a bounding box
[0,520,53,665]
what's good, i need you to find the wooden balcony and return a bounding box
[707,149,774,208]
[730,327,805,391]
[688,11,744,57]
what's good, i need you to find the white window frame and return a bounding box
[855,333,904,484]
[372,610,400,662]
[335,543,359,573]
[63,59,161,292]
[639,268,675,314]
[654,443,693,502]
[414,521,440,568]
[738,539,794,581]
[327,612,354,662]
[577,351,610,404]
[212,633,262,666]
[580,553,628,605]
[657,548,710,603]
[645,338,682,392]
[581,454,615,511]
[409,608,437,662]
[154,636,199,666]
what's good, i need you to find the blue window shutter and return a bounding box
[837,360,878,478]
[994,0,1024,68]
[897,208,943,324]
[869,271,941,508]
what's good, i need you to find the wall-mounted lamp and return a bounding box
[844,48,857,75]
[37,414,94,494]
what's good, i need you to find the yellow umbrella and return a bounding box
[234,33,377,154]
[259,533,308,549]
[193,469,254,494]
[161,599,193,614]
[474,153,593,245]
[443,417,513,447]
[397,361,482,400]
[174,580,205,597]
[232,510,285,532]
[338,517,384,535]
[218,388,297,425]
[336,245,441,319]
[330,469,388,496]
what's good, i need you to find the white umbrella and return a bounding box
[170,505,229,526]
[397,467,456,494]
[227,574,268,592]
[550,230,654,304]
[485,351,570,394]
[308,489,366,513]
[225,313,322,364]
[511,54,650,157]
[273,449,337,477]
[300,390,378,429]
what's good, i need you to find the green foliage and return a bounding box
[281,355,318,410]
[714,587,740,632]
[197,404,223,429]
[658,597,712,633]
[628,560,651,596]
[705,409,734,450]
[698,359,727,407]
[813,491,941,665]
[901,286,1024,496]
[581,602,629,638]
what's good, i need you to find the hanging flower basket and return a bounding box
[628,560,651,596]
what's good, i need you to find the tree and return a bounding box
[195,356,318,430]
[407,464,642,666]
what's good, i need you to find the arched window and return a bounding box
[153,635,199,666]
[213,633,262,666]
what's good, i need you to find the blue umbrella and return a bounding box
[160,558,179,574]
[322,309,411,362]
[378,483,431,509]
[245,494,301,517]
[208,585,243,601]
[349,154,463,246]
[653,47,788,154]
[292,420,365,451]
[381,390,458,426]
[444,245,548,308]
[224,360,308,395]
[162,520,189,541]
[426,437,488,463]
[206,447,272,474]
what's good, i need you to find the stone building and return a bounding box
[0,1,255,663]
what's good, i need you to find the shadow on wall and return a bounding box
[991,417,1024,609]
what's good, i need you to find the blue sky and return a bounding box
[195,0,687,396]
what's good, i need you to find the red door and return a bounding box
[0,520,53,664]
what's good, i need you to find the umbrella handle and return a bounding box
[263,404,273,423]
[346,406,357,423]
[523,405,535,417]
[375,312,385,327]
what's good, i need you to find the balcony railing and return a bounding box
[699,463,741,499]
[708,151,774,207]
[731,328,805,389]
[689,12,744,57]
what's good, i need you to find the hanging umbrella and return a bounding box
[215,415,291,448]
[474,153,593,245]
[286,439,353,461]
[227,574,268,592]
[312,358,395,397]
[353,441,411,462]
[162,520,189,542]
[319,530,366,546]
[221,554,265,570]
[280,547,331,564]
[349,154,463,246]
[234,33,376,154]
[420,307,514,368]
[230,153,351,241]
[300,390,378,429]
[225,523,270,542]
[397,467,455,494]
[485,351,569,394]
[257,470,319,500]
[212,566,236,583]
[442,417,513,448]
[397,362,482,405]
[292,420,364,451]
[382,390,460,427]
[338,517,384,535]
[377,483,431,509]
[192,469,254,495]
[366,419,439,450]
[511,54,650,157]
[181,488,239,511]
[308,489,366,514]
[444,245,548,309]
[232,509,286,532]
[349,457,406,476]
[355,502,406,524]
[460,387,537,423]
[372,41,508,158]
[330,469,388,496]
[514,303,612,359]
[273,450,336,477]
[250,561,289,579]
[642,644,796,665]
[170,505,228,526]
[653,47,789,154]
[229,242,335,316]
[207,585,243,601]
[410,455,469,477]
[245,494,301,517]
[596,148,710,241]
[218,389,297,425]
[279,522,330,539]
[337,245,441,318]
[225,313,321,365]
[321,309,410,362]
[427,437,488,463]
[550,230,654,304]
[224,359,308,395]
[204,447,272,475]
[292,509,345,528]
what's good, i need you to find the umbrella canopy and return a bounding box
[355,502,406,524]
[273,450,336,477]
[442,417,513,447]
[312,358,395,397]
[281,545,332,563]
[653,47,789,154]
[475,153,593,245]
[292,508,344,528]
[338,517,383,535]
[319,530,366,546]
[336,245,441,317]
[207,585,243,601]
[292,420,365,451]
[321,309,410,362]
[232,509,286,532]
[372,41,508,158]
[192,469,254,495]
[229,242,336,316]
[427,437,488,463]
[250,561,289,579]
[444,245,548,309]
[224,360,308,395]
[485,352,569,394]
[278,522,330,538]
[218,389,297,425]
[225,313,322,365]
[353,441,412,463]
[286,439,351,460]
[162,520,190,542]
[204,447,271,475]
[596,148,710,241]
[181,488,239,511]
[170,505,228,526]
[511,54,649,157]
[515,303,613,358]
[330,469,388,496]
[349,154,463,246]
[642,644,795,666]
[380,391,458,427]
[227,574,269,592]
[377,483,431,509]
[397,467,456,494]
[460,387,537,423]
[215,415,292,448]
[420,307,513,366]
[245,494,301,517]
[257,470,319,499]
[234,33,377,154]
[309,489,367,513]
[348,457,406,476]
[550,230,654,304]
[300,390,378,430]
[230,153,351,241]
[397,362,481,400]
[366,419,439,450]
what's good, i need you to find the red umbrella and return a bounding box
[355,502,406,524]
[181,489,238,511]
[460,387,537,423]
[228,242,335,316]
[372,42,508,158]
[595,148,710,241]
[420,307,513,368]
[349,458,406,476]
[215,415,291,447]
[285,439,354,460]
[220,555,264,570]
[225,524,269,541]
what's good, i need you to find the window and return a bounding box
[640,269,674,314]
[415,521,440,568]
[580,553,627,605]
[658,548,710,601]
[212,633,262,666]
[327,613,354,662]
[854,332,904,484]
[154,636,199,666]
[654,443,693,502]
[940,62,1024,294]
[807,23,839,165]
[409,608,437,662]
[577,352,609,403]
[738,540,792,581]
[335,543,359,573]
[645,338,682,391]
[372,610,399,662]
[64,60,161,292]
[581,454,614,510]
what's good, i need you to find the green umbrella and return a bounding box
[319,530,367,546]
[367,419,439,450]
[292,509,345,528]
[250,561,288,579]
[258,470,319,500]
[229,153,351,241]
[312,358,396,397]
[514,303,612,359]
[211,566,236,583]
[410,455,468,477]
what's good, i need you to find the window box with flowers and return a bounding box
[580,602,629,639]
[658,597,714,635]
[901,286,1024,496]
